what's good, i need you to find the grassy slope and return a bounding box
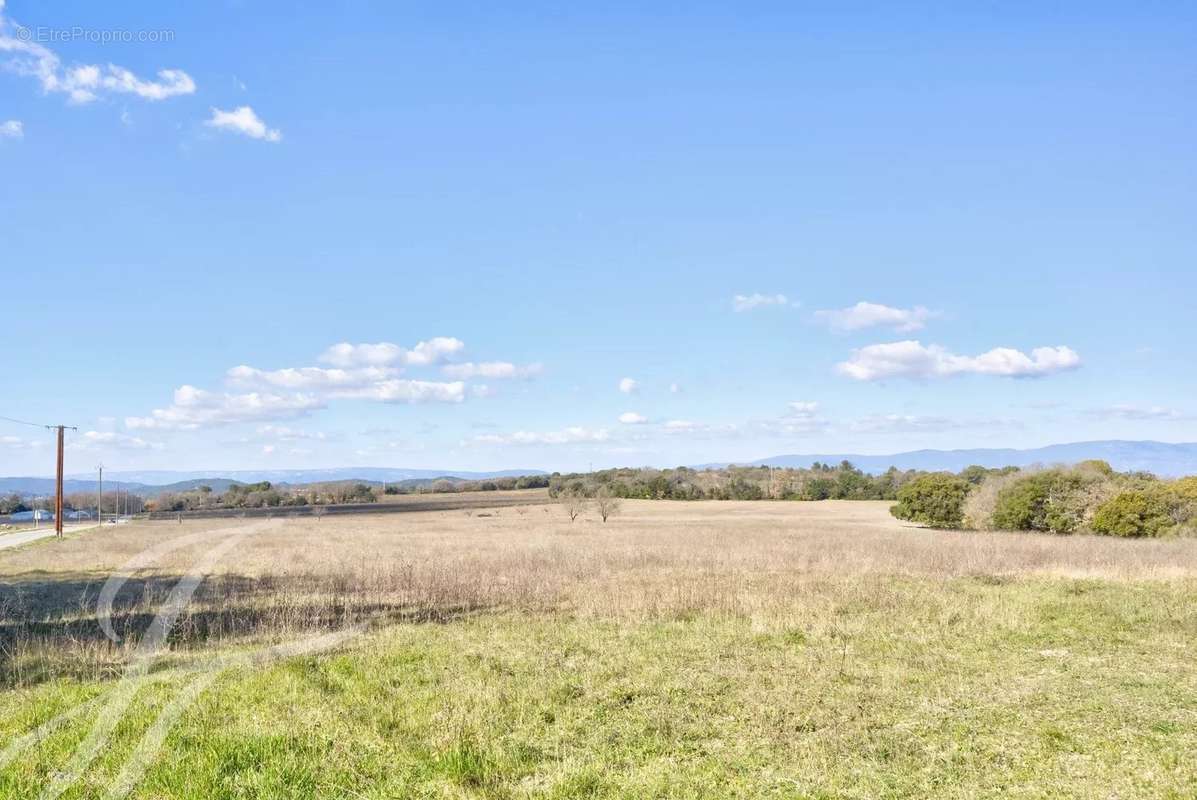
[2,577,1195,799]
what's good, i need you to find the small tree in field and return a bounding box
[312,505,328,523]
[595,487,621,522]
[560,491,588,522]
[890,473,970,529]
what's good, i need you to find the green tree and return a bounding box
[890,473,971,528]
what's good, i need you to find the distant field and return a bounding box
[1,500,1195,797]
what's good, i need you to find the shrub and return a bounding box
[890,473,971,528]
[990,469,1108,534]
[1091,490,1175,537]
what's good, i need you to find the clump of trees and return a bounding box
[544,463,925,502]
[891,460,1197,537]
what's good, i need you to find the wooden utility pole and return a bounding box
[47,424,76,537]
[97,463,104,525]
[55,426,64,536]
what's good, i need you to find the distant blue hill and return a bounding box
[733,440,1197,477]
[63,467,545,485]
[0,467,545,498]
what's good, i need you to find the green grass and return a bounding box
[2,576,1195,798]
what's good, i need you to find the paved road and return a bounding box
[0,523,102,551]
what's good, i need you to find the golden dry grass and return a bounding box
[3,498,1197,685]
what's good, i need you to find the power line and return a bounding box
[0,414,53,429]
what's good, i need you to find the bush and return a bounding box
[1091,490,1175,537]
[890,473,971,528]
[989,469,1107,534]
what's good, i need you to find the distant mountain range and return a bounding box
[4,442,1195,499]
[737,440,1197,476]
[0,468,544,498]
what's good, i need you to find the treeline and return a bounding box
[148,481,378,512]
[382,475,550,495]
[545,463,961,501]
[891,460,1197,538]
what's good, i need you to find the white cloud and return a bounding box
[669,382,681,394]
[472,427,610,446]
[837,341,1081,381]
[1097,404,1186,421]
[227,364,399,391]
[787,401,819,415]
[815,301,935,333]
[0,434,41,450]
[618,412,648,424]
[441,361,543,380]
[618,377,638,394]
[331,379,465,404]
[72,431,163,451]
[733,293,791,312]
[320,338,465,368]
[261,445,276,455]
[0,119,22,139]
[256,425,328,441]
[0,8,195,104]
[125,385,324,430]
[205,106,281,142]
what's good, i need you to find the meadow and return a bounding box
[1,498,1195,798]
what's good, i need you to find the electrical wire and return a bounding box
[0,414,52,429]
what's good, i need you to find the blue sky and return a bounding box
[2,1,1195,476]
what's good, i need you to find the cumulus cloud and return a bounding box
[837,341,1081,381]
[441,361,543,380]
[227,364,400,391]
[618,412,648,424]
[815,301,936,332]
[0,7,195,104]
[125,385,324,430]
[329,379,465,404]
[472,427,610,446]
[732,293,791,312]
[320,338,464,368]
[0,119,21,139]
[618,377,638,394]
[205,106,281,142]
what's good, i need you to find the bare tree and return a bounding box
[559,491,589,522]
[312,506,328,523]
[595,487,621,523]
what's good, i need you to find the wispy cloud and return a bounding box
[1095,404,1187,421]
[0,5,195,104]
[618,377,639,394]
[72,431,164,451]
[0,119,22,139]
[471,427,610,446]
[205,106,281,142]
[441,361,543,380]
[837,341,1081,381]
[618,412,648,424]
[732,293,792,312]
[815,301,936,333]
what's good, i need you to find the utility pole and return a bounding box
[97,463,103,524]
[46,424,76,538]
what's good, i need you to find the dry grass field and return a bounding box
[1,499,1196,798]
